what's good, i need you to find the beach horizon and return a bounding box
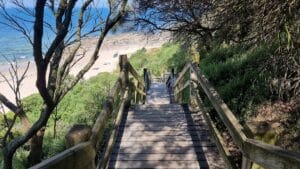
[0,31,171,112]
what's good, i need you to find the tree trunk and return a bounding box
[3,148,13,169]
[18,112,31,132]
[27,127,46,167]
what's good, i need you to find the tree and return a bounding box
[0,0,128,168]
[133,0,300,99]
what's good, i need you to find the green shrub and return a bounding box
[130,43,189,76]
[200,44,273,121]
[0,72,118,168]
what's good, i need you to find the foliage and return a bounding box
[199,43,274,121]
[135,0,300,100]
[129,43,189,76]
[0,72,117,169]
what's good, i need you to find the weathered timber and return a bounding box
[108,83,225,169]
[30,54,148,169]
[174,80,190,96]
[29,142,95,169]
[170,61,300,169]
[98,89,129,169]
[191,83,237,169]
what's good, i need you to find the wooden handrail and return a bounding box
[98,89,130,169]
[30,55,148,169]
[191,83,237,169]
[169,62,300,169]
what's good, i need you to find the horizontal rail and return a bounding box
[173,63,191,87]
[30,54,148,169]
[128,63,145,89]
[171,61,300,169]
[190,64,247,147]
[174,80,190,96]
[99,89,129,169]
[29,142,95,169]
[190,63,300,169]
[191,84,237,169]
[90,80,121,147]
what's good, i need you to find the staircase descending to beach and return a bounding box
[30,55,300,169]
[108,82,224,168]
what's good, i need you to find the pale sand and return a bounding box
[0,32,170,111]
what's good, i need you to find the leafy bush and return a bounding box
[200,44,274,120]
[129,43,189,76]
[0,72,117,169]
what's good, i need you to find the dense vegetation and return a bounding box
[200,42,299,151]
[129,43,189,76]
[129,41,300,156]
[0,72,117,168]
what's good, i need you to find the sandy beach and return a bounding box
[0,32,170,111]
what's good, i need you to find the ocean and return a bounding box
[0,7,109,65]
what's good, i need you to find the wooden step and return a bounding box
[116,140,214,148]
[116,135,212,142]
[119,130,209,138]
[108,160,208,169]
[119,123,206,129]
[110,153,209,161]
[126,114,189,119]
[118,127,209,132]
[130,110,185,114]
[112,145,217,154]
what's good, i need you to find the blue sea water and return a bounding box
[0,7,109,65]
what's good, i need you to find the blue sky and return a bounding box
[6,0,108,8]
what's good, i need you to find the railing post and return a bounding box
[143,68,148,91]
[119,55,129,90]
[242,157,252,169]
[119,54,131,108]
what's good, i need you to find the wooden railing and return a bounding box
[30,55,151,169]
[168,62,300,169]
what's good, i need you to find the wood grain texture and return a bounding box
[108,82,225,169]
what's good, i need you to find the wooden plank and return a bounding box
[110,153,208,161]
[174,80,190,96]
[99,89,129,169]
[243,138,300,169]
[120,121,208,127]
[109,160,207,169]
[173,62,191,88]
[113,145,217,154]
[29,142,95,169]
[135,104,182,109]
[119,132,206,138]
[124,118,192,123]
[120,125,208,131]
[118,127,209,132]
[119,123,205,129]
[128,111,186,115]
[191,84,238,169]
[126,113,189,118]
[116,141,214,148]
[116,135,211,142]
[190,64,247,148]
[90,78,121,148]
[190,64,300,169]
[119,130,208,136]
[128,63,145,88]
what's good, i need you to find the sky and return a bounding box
[5,0,108,8]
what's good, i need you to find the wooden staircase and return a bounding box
[108,82,225,169]
[30,56,300,169]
